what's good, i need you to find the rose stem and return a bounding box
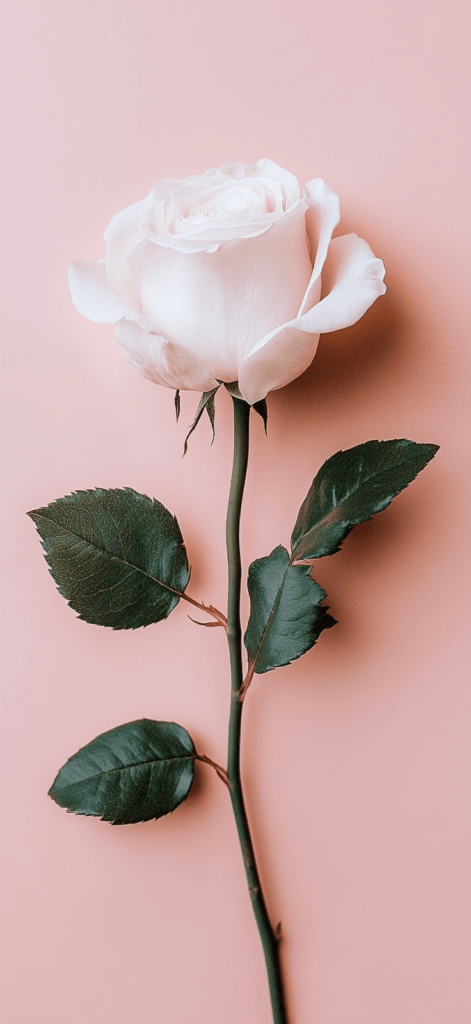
[226,396,289,1024]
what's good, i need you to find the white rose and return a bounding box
[69,159,386,405]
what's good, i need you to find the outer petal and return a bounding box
[114,318,219,392]
[238,326,320,405]
[123,200,312,381]
[293,233,386,334]
[68,259,136,323]
[298,179,341,315]
[104,198,149,294]
[239,233,386,404]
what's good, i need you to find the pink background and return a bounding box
[1,1,470,1022]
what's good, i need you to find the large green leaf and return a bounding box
[291,439,439,561]
[28,488,189,629]
[49,719,196,825]
[244,546,335,674]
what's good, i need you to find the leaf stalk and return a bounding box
[239,661,255,702]
[180,592,228,628]
[194,753,230,788]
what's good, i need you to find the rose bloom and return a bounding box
[69,159,385,405]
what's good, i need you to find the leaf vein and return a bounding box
[34,513,185,598]
[55,754,195,790]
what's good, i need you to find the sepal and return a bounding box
[183,387,220,454]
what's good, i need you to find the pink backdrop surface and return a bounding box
[1,2,470,1022]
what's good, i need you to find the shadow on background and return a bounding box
[271,286,407,429]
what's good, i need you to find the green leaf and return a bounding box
[291,439,439,561]
[244,545,336,674]
[183,387,220,454]
[49,719,196,825]
[28,488,189,629]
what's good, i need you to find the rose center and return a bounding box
[183,184,266,228]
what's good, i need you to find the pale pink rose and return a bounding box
[69,159,386,405]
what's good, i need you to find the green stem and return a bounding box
[226,397,288,1024]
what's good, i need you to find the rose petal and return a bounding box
[294,233,386,334]
[298,179,341,315]
[114,318,219,391]
[242,159,302,209]
[238,325,320,405]
[68,259,136,323]
[123,200,312,382]
[137,161,304,254]
[104,198,149,294]
[239,233,386,404]
[137,205,302,253]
